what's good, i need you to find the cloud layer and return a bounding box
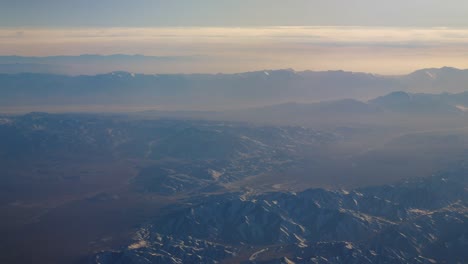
[1,27,468,74]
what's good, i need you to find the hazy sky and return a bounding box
[1,1,468,74]
[2,0,468,27]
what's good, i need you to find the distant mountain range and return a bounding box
[256,91,468,117]
[0,54,198,75]
[131,91,468,127]
[1,62,468,111]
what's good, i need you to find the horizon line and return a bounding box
[0,62,464,77]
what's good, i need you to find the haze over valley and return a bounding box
[2,80,468,262]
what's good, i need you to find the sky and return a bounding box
[2,0,468,27]
[1,0,468,74]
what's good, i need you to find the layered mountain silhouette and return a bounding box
[1,61,468,110]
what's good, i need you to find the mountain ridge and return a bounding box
[2,66,468,111]
[1,55,467,76]
[91,164,468,263]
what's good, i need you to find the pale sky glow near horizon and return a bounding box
[1,1,468,74]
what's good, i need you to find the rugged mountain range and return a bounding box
[91,164,468,263]
[1,65,468,110]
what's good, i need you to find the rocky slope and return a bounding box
[91,165,468,263]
